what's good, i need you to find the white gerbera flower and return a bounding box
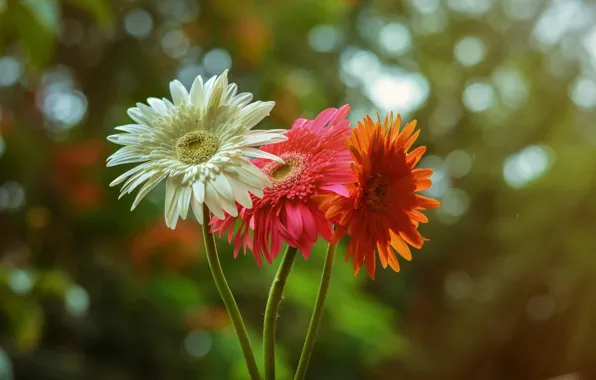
[107,70,287,229]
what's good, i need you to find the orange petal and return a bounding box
[416,179,432,191]
[400,227,424,249]
[407,146,426,167]
[390,231,412,261]
[408,210,429,223]
[412,168,433,178]
[378,243,389,269]
[415,194,441,209]
[387,251,400,272]
[404,129,420,151]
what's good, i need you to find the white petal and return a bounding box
[147,97,168,115]
[241,147,284,163]
[107,150,147,167]
[207,71,227,111]
[190,75,205,108]
[240,133,288,147]
[224,83,238,104]
[204,181,225,219]
[165,177,180,229]
[162,98,175,110]
[170,80,189,106]
[121,169,158,195]
[193,180,205,204]
[107,134,139,146]
[109,162,151,186]
[131,172,167,210]
[114,124,150,134]
[137,102,156,120]
[223,173,253,208]
[230,92,253,107]
[213,172,234,200]
[127,107,153,126]
[219,193,238,217]
[191,196,204,224]
[238,101,275,130]
[178,185,192,219]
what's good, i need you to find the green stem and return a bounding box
[201,205,261,380]
[294,243,336,380]
[263,246,299,380]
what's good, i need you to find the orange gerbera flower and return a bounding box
[317,113,440,279]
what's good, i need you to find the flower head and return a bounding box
[107,71,287,229]
[317,114,440,279]
[211,105,354,265]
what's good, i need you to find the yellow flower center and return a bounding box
[175,130,220,165]
[270,157,302,183]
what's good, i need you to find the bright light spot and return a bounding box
[533,0,587,48]
[340,48,381,84]
[357,11,384,41]
[125,9,153,38]
[447,0,493,16]
[366,72,429,112]
[570,76,596,110]
[184,330,212,358]
[43,90,88,126]
[420,155,449,198]
[445,271,473,299]
[526,295,555,321]
[158,0,200,23]
[8,269,35,295]
[161,29,189,59]
[0,347,12,380]
[65,285,90,317]
[503,145,551,188]
[463,81,494,112]
[286,70,315,96]
[430,100,461,138]
[412,10,448,35]
[454,36,486,67]
[441,188,469,217]
[0,57,22,87]
[203,48,232,75]
[177,64,204,88]
[503,0,539,21]
[0,188,8,209]
[410,0,440,14]
[492,67,529,108]
[445,150,473,178]
[2,181,25,211]
[308,25,342,52]
[379,22,411,56]
[0,0,6,13]
[583,26,596,69]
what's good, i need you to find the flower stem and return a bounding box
[263,245,299,380]
[201,205,261,380]
[294,242,336,380]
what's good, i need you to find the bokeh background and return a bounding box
[1,0,596,379]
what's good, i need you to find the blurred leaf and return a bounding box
[11,1,56,69]
[62,0,113,27]
[36,269,72,296]
[21,0,60,33]
[148,273,204,309]
[13,302,44,353]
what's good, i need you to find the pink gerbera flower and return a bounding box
[210,105,354,265]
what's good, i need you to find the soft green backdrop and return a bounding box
[1,0,596,379]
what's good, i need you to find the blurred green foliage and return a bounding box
[1,0,596,379]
